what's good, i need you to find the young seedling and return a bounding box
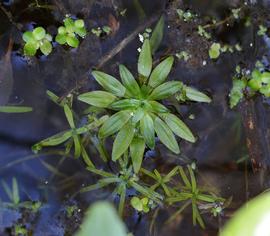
[130,196,150,213]
[23,27,53,56]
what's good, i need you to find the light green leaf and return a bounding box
[73,135,81,158]
[148,56,174,87]
[150,15,165,54]
[66,36,79,48]
[209,43,221,59]
[148,81,182,100]
[138,39,152,78]
[75,27,87,38]
[148,101,168,113]
[160,113,195,143]
[0,106,33,113]
[140,114,155,149]
[112,121,135,161]
[185,87,211,103]
[110,99,140,110]
[131,197,143,211]
[78,91,116,108]
[33,27,46,40]
[40,40,52,55]
[154,117,180,154]
[24,42,38,56]
[92,71,126,97]
[119,64,141,97]
[75,202,127,236]
[99,110,131,138]
[130,137,145,173]
[75,19,85,28]
[12,178,20,205]
[64,104,75,128]
[56,34,67,44]
[132,108,144,123]
[22,31,35,43]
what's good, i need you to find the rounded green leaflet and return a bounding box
[112,121,135,161]
[140,114,155,149]
[209,43,221,59]
[75,27,87,38]
[148,56,174,88]
[248,78,262,91]
[75,19,85,28]
[138,39,152,78]
[40,40,52,56]
[261,72,270,84]
[33,27,46,41]
[78,91,117,108]
[160,113,195,143]
[64,18,75,31]
[24,42,38,56]
[22,31,35,43]
[131,197,143,211]
[92,71,126,97]
[56,34,67,45]
[221,193,270,236]
[58,26,66,34]
[66,36,79,48]
[99,110,132,138]
[154,117,180,154]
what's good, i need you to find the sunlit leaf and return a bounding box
[110,99,140,110]
[40,40,52,55]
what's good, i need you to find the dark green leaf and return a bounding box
[148,81,182,100]
[185,87,211,103]
[112,121,135,161]
[150,16,165,54]
[138,39,152,78]
[140,114,155,149]
[78,91,116,108]
[148,56,174,87]
[160,113,195,143]
[99,110,131,138]
[92,71,126,97]
[130,137,145,173]
[119,64,141,97]
[154,117,180,154]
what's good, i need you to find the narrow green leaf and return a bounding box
[148,56,174,88]
[119,64,141,97]
[148,81,182,100]
[64,104,75,128]
[150,15,165,54]
[99,110,131,138]
[154,117,180,154]
[12,178,20,205]
[161,113,195,143]
[78,91,116,108]
[185,87,211,103]
[2,180,13,202]
[73,135,81,158]
[138,39,152,78]
[92,71,126,97]
[110,99,140,110]
[140,114,155,149]
[148,101,168,113]
[130,137,145,173]
[132,108,144,123]
[0,106,33,113]
[118,184,126,217]
[112,121,135,161]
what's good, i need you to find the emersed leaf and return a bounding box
[185,87,211,103]
[99,110,132,138]
[140,114,155,149]
[112,121,135,161]
[150,15,165,54]
[138,39,152,78]
[110,99,140,110]
[160,113,196,143]
[154,117,180,154]
[148,56,174,88]
[148,81,183,100]
[130,137,145,173]
[92,71,126,97]
[78,91,116,108]
[75,201,127,236]
[0,106,32,113]
[119,64,141,97]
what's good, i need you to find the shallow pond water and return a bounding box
[0,0,270,235]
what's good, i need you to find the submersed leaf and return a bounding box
[119,64,141,97]
[33,27,46,40]
[140,114,155,149]
[78,91,117,108]
[130,137,145,173]
[148,81,182,100]
[154,117,180,154]
[99,110,131,138]
[160,113,195,143]
[112,121,135,161]
[150,15,165,54]
[40,40,52,55]
[148,56,174,88]
[92,71,126,97]
[185,87,211,103]
[66,36,79,48]
[0,106,33,113]
[138,39,152,78]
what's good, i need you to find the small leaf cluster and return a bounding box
[130,196,150,213]
[209,42,242,59]
[56,17,87,48]
[78,39,211,172]
[23,27,53,56]
[176,9,197,22]
[229,66,270,108]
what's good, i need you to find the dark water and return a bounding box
[0,0,270,235]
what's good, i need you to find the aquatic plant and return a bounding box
[23,26,53,56]
[56,17,87,48]
[78,38,211,167]
[0,106,32,113]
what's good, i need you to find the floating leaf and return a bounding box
[138,39,152,78]
[24,42,38,56]
[78,91,116,108]
[55,34,67,44]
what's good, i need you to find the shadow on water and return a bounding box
[0,0,270,235]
